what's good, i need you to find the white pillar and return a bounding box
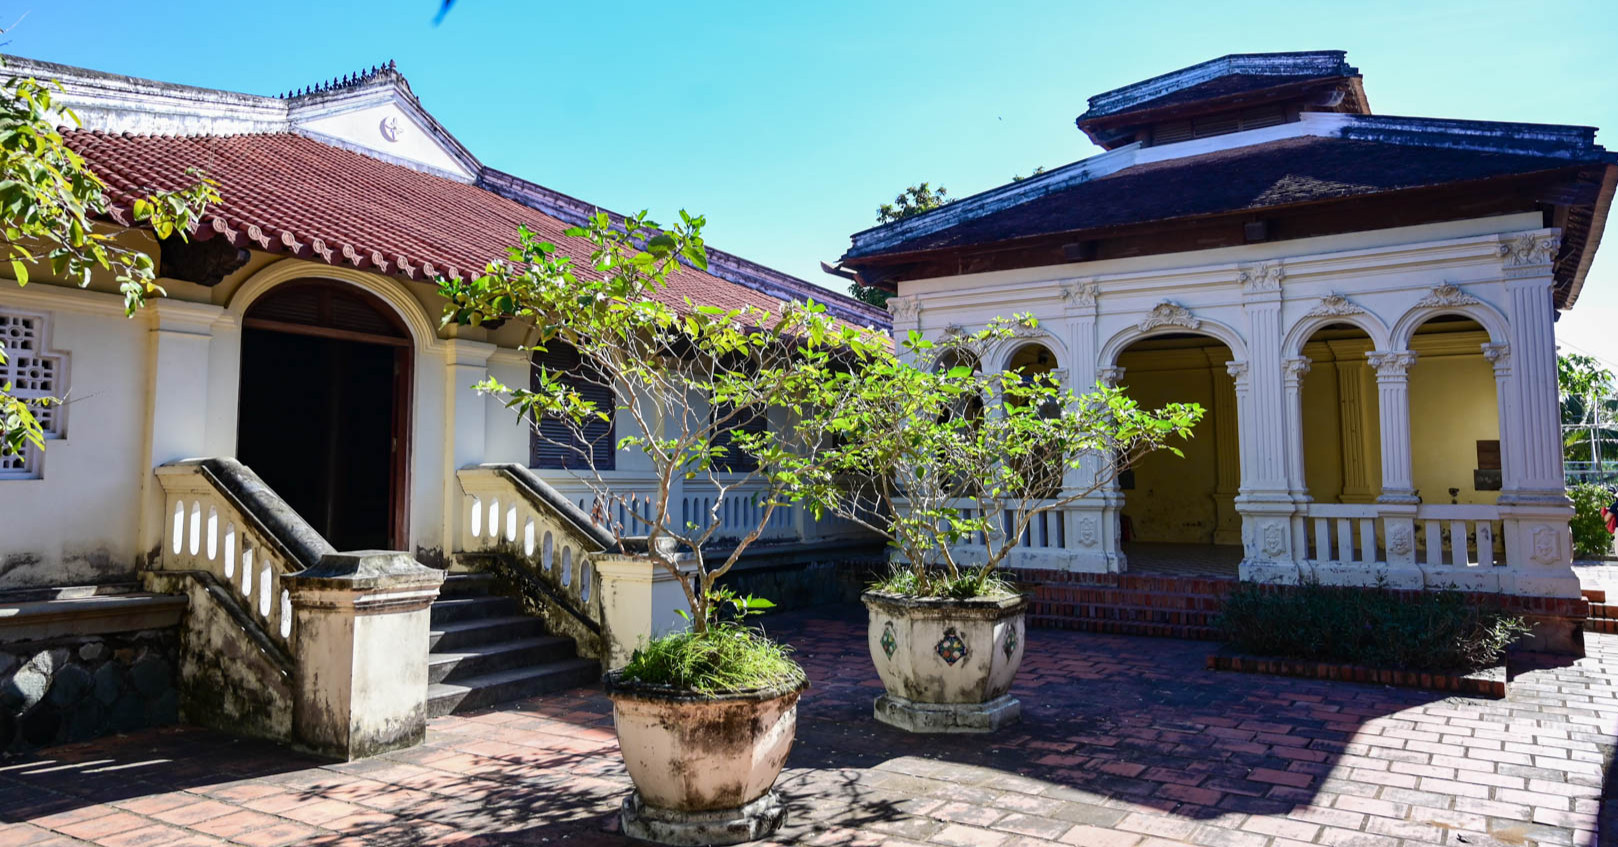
[445,339,497,558]
[1235,262,1300,580]
[1282,357,1312,501]
[1061,280,1120,572]
[1366,351,1419,504]
[137,299,223,559]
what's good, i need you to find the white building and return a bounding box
[836,51,1613,604]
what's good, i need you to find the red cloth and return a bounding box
[1602,506,1616,534]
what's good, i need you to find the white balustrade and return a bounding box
[154,464,300,648]
[1303,503,1383,566]
[1413,504,1502,568]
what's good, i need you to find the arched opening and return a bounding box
[1115,333,1240,573]
[1004,342,1062,499]
[1407,316,1500,507]
[237,280,412,550]
[1300,323,1382,504]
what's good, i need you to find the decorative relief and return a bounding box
[942,322,967,337]
[880,621,898,659]
[1060,280,1099,309]
[1225,361,1249,381]
[1415,283,1480,309]
[1365,351,1418,378]
[1530,525,1561,565]
[1239,262,1284,293]
[1499,233,1560,267]
[935,627,968,666]
[1304,293,1365,318]
[1481,342,1510,374]
[887,296,921,322]
[1283,357,1312,382]
[1262,523,1287,558]
[1138,301,1201,332]
[1003,624,1019,660]
[1388,525,1413,557]
[1076,517,1099,547]
[1096,366,1126,387]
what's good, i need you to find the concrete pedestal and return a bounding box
[619,790,787,846]
[873,692,1022,734]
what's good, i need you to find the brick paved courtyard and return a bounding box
[2,605,1613,847]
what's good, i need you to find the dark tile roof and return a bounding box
[1090,73,1333,117]
[66,129,886,324]
[1079,51,1356,121]
[844,136,1584,258]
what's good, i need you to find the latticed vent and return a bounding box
[1,310,68,479]
[1148,104,1290,146]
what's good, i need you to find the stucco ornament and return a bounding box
[935,628,968,666]
[378,116,401,143]
[1060,280,1099,308]
[1366,351,1418,378]
[1096,366,1126,387]
[1530,525,1560,565]
[1137,301,1201,332]
[1002,624,1018,660]
[880,621,898,659]
[887,296,921,322]
[1262,523,1287,558]
[1499,233,1560,267]
[1388,525,1413,557]
[1239,262,1284,293]
[1415,283,1481,309]
[1304,293,1365,318]
[1076,516,1098,547]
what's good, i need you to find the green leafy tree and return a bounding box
[786,318,1203,596]
[438,210,888,632]
[850,182,956,309]
[0,73,218,459]
[1568,482,1614,559]
[1559,353,1618,468]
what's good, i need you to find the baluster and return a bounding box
[1314,518,1331,561]
[1424,521,1444,567]
[1336,519,1354,564]
[1449,520,1469,566]
[1478,522,1496,567]
[1358,519,1377,564]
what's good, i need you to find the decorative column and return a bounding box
[1282,357,1313,561]
[1496,232,1580,602]
[283,551,445,760]
[1331,347,1378,503]
[1366,351,1419,504]
[1060,279,1119,573]
[1208,351,1242,546]
[137,299,224,560]
[1236,261,1300,581]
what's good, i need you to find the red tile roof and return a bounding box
[66,129,821,318]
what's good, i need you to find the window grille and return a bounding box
[0,310,68,479]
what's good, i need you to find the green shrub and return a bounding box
[1217,581,1530,673]
[1568,483,1614,560]
[618,622,805,695]
[869,566,1017,600]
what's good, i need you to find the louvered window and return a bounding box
[1148,104,1290,146]
[711,403,766,473]
[530,342,615,471]
[1,310,68,480]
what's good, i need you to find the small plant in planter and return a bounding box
[439,210,884,844]
[792,320,1202,732]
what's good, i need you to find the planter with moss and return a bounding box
[861,589,1027,733]
[603,629,808,846]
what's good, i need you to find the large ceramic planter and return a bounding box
[861,590,1026,733]
[603,670,808,846]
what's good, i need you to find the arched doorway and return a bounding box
[1406,316,1501,506]
[1114,332,1240,574]
[237,280,412,550]
[1299,322,1382,504]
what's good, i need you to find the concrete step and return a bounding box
[428,635,578,684]
[427,615,549,652]
[1031,615,1220,641]
[1582,587,1607,604]
[0,593,188,644]
[427,658,600,717]
[438,572,497,598]
[1584,617,1618,634]
[1033,605,1222,627]
[429,595,522,626]
[1587,603,1617,620]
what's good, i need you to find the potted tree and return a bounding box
[439,210,883,844]
[794,320,1201,732]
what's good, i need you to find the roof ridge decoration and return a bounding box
[1081,51,1356,120]
[279,61,401,99]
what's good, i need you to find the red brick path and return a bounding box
[2,605,1613,846]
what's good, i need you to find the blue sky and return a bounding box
[13,1,1618,363]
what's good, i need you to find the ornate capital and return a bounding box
[1096,366,1126,387]
[1283,356,1312,385]
[1415,283,1480,309]
[1239,262,1284,294]
[1499,233,1560,268]
[1304,293,1365,318]
[1225,360,1249,382]
[887,296,921,322]
[941,322,967,337]
[1482,342,1510,375]
[1060,279,1099,309]
[1138,301,1201,332]
[1366,350,1418,379]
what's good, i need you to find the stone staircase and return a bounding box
[1014,570,1234,641]
[426,573,599,718]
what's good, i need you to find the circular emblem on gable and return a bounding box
[379,116,402,143]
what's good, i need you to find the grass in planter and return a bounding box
[620,622,805,695]
[1218,580,1530,674]
[870,567,1018,600]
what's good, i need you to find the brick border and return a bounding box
[1205,651,1507,698]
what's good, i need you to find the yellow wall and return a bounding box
[1408,330,1499,505]
[1117,346,1232,544]
[1301,362,1345,501]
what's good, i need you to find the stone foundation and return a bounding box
[0,630,179,755]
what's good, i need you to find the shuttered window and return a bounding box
[711,403,766,473]
[1148,104,1290,146]
[530,342,615,471]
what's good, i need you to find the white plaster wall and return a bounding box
[0,290,149,587]
[295,101,475,181]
